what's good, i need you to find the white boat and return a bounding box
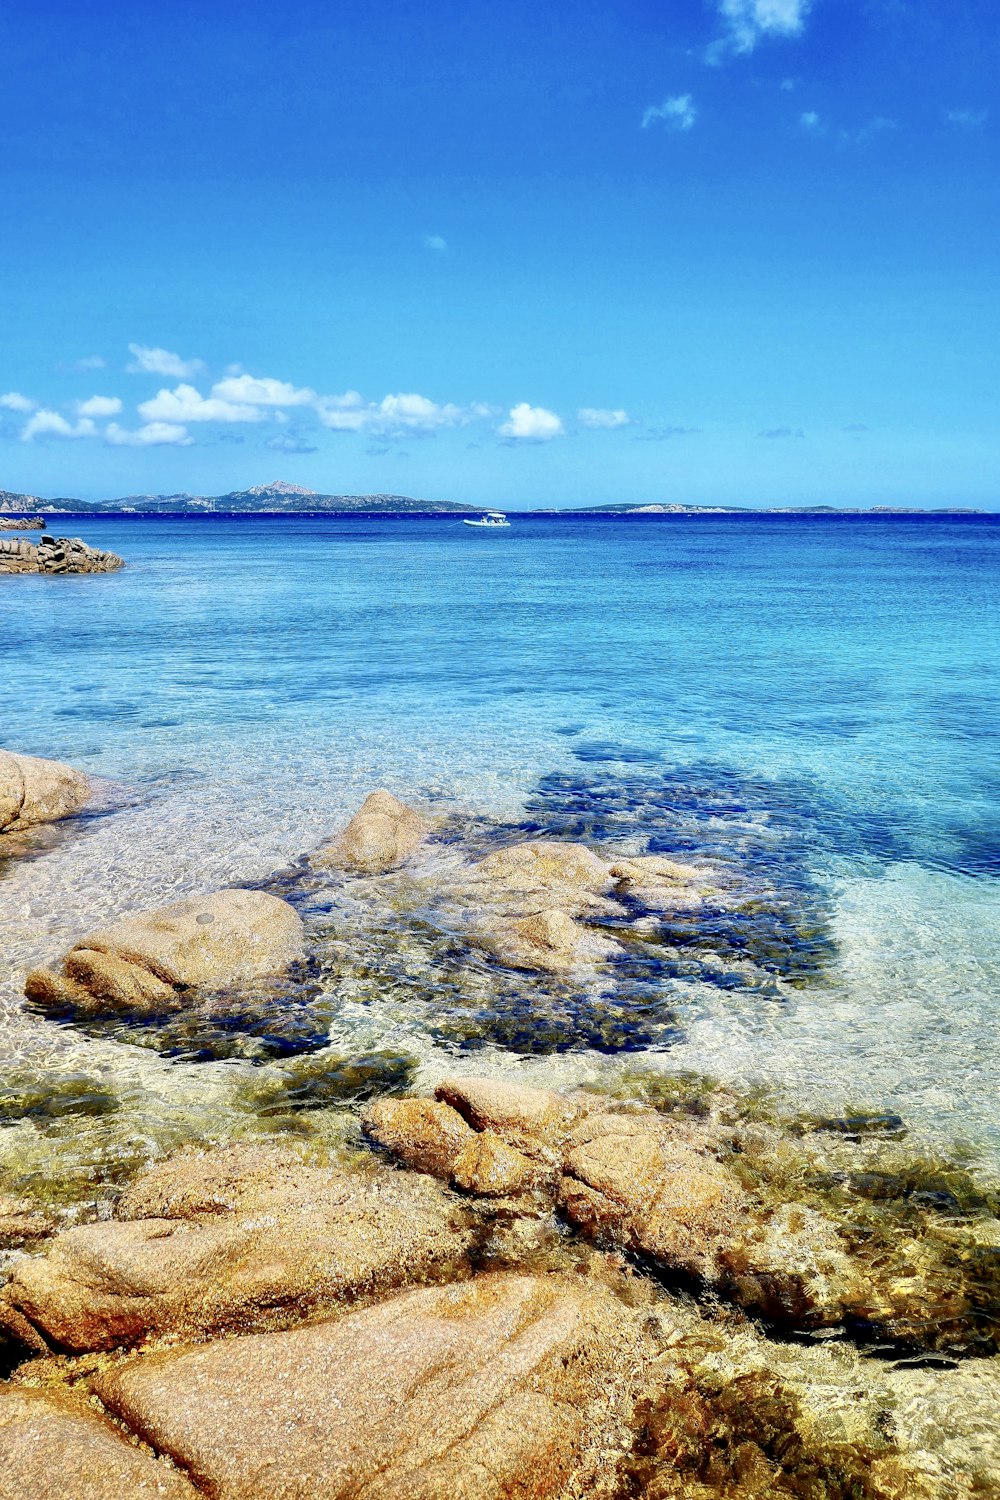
[463,511,511,528]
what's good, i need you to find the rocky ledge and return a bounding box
[0,516,45,530]
[0,750,91,838]
[0,534,123,574]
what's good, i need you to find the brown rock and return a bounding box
[0,1387,198,1500]
[361,1096,475,1178]
[94,1272,649,1500]
[608,855,707,909]
[451,1132,542,1196]
[471,840,616,915]
[314,789,430,874]
[436,1076,579,1152]
[717,1203,860,1327]
[24,888,305,1017]
[560,1113,748,1280]
[0,1193,54,1249]
[0,749,90,835]
[491,908,623,972]
[0,1145,474,1353]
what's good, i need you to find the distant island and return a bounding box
[0,481,986,517]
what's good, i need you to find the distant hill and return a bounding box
[0,481,477,514]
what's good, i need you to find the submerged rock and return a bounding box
[24,888,305,1018]
[0,535,124,574]
[0,1194,54,1251]
[313,789,430,874]
[470,838,620,916]
[0,749,90,835]
[0,1387,198,1500]
[93,1272,649,1500]
[0,1143,475,1353]
[488,907,624,972]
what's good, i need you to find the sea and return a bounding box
[3,510,1000,1486]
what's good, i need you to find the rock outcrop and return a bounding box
[92,1272,648,1500]
[0,515,45,530]
[470,839,620,916]
[0,1387,199,1500]
[24,888,305,1017]
[0,534,123,573]
[0,749,90,835]
[0,1144,475,1353]
[313,789,430,874]
[488,907,623,972]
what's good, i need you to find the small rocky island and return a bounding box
[0,516,45,530]
[0,534,123,574]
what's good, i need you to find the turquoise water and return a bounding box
[2,513,1000,1167]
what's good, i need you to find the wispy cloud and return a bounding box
[138,384,264,424]
[708,0,811,62]
[499,403,564,441]
[422,234,448,252]
[105,421,194,447]
[266,433,319,454]
[0,391,36,413]
[642,95,696,131]
[636,425,701,441]
[21,410,97,441]
[127,343,206,378]
[945,108,988,129]
[76,394,123,418]
[211,375,316,407]
[758,426,804,438]
[63,355,107,373]
[800,110,820,130]
[318,391,483,435]
[578,408,631,429]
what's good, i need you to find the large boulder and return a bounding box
[313,789,430,874]
[24,888,305,1017]
[0,1144,475,1353]
[0,749,90,834]
[0,1387,198,1500]
[93,1272,650,1500]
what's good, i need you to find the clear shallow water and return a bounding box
[1,512,999,1172]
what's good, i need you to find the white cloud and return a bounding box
[709,0,810,60]
[105,421,194,447]
[800,110,820,129]
[21,410,96,441]
[945,108,988,129]
[76,394,123,418]
[138,383,263,424]
[642,95,696,131]
[0,391,36,413]
[127,343,206,378]
[210,374,316,407]
[499,403,564,442]
[318,391,476,435]
[578,408,631,429]
[423,234,448,252]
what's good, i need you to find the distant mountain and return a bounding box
[0,481,477,514]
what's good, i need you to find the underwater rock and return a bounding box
[313,788,430,874]
[0,749,90,835]
[608,854,708,909]
[24,888,305,1018]
[469,838,622,916]
[487,907,624,972]
[92,1272,650,1500]
[0,1387,198,1500]
[0,1194,54,1251]
[0,1144,475,1353]
[0,535,124,574]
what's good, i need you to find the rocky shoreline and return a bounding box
[1,756,998,1497]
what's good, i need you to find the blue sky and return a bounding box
[1,0,997,507]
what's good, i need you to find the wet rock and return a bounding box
[716,1202,862,1328]
[362,1096,476,1177]
[435,1076,580,1152]
[0,1387,198,1500]
[0,1144,475,1353]
[451,1132,543,1196]
[313,789,430,874]
[608,854,707,909]
[24,888,305,1018]
[0,535,124,574]
[470,838,621,916]
[0,749,90,834]
[0,1194,54,1250]
[93,1272,650,1500]
[489,907,623,972]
